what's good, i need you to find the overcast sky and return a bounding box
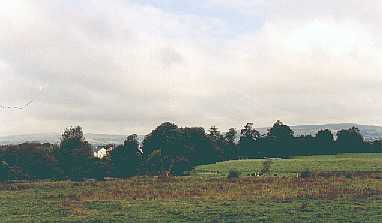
[1,0,382,136]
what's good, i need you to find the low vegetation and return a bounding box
[0,173,382,222]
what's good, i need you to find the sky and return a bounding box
[1,0,382,136]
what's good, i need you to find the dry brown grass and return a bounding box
[52,177,382,200]
[1,176,382,218]
[2,176,382,211]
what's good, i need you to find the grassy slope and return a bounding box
[192,153,382,176]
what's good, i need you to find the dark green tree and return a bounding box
[208,126,225,161]
[368,140,382,153]
[223,128,238,160]
[142,123,221,175]
[267,120,294,139]
[183,127,219,165]
[0,143,61,180]
[265,120,294,157]
[56,126,92,180]
[208,126,222,141]
[225,128,237,144]
[336,127,364,153]
[110,134,142,177]
[315,129,335,154]
[0,161,9,181]
[142,122,179,158]
[142,122,188,175]
[293,134,315,155]
[239,123,260,158]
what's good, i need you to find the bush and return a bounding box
[300,169,313,178]
[259,159,273,176]
[344,172,354,179]
[227,169,240,181]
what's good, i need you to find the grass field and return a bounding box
[1,153,382,222]
[191,153,382,177]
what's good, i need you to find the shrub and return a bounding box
[227,169,240,182]
[300,169,313,178]
[259,159,273,176]
[344,172,354,179]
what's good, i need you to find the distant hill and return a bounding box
[0,133,133,146]
[1,123,381,146]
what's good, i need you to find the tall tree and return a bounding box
[265,120,294,157]
[208,126,222,141]
[142,122,188,175]
[315,129,335,154]
[239,123,260,158]
[223,128,238,160]
[183,127,218,165]
[336,127,364,153]
[56,126,92,179]
[110,134,142,177]
[142,122,179,158]
[267,120,294,139]
[225,128,237,144]
[208,126,225,161]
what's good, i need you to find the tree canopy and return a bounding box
[0,121,380,181]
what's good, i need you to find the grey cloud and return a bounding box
[1,0,382,136]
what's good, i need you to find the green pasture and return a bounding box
[192,153,382,176]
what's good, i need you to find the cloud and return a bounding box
[0,0,382,135]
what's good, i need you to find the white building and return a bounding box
[94,146,113,159]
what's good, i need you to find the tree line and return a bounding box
[1,121,381,180]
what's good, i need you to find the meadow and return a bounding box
[1,154,382,222]
[192,153,382,177]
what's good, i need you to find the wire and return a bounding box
[0,85,46,110]
[0,100,32,110]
